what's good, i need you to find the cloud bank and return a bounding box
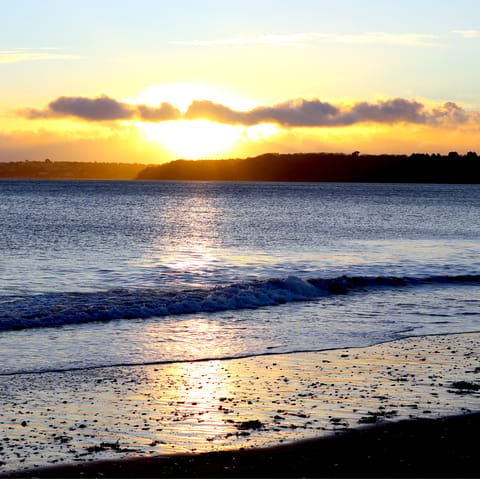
[22,95,476,128]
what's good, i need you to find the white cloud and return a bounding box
[169,32,442,48]
[452,29,480,38]
[333,32,442,47]
[0,48,81,64]
[169,33,325,47]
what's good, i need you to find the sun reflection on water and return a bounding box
[133,187,224,287]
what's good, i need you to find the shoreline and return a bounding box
[6,411,480,478]
[0,332,479,476]
[2,328,479,378]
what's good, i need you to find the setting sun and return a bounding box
[133,83,257,158]
[138,119,242,159]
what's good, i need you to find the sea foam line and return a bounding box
[0,274,479,332]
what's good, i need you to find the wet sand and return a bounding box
[0,333,479,476]
[8,412,480,478]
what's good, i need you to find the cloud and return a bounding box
[348,98,427,124]
[25,95,135,121]
[169,33,325,47]
[137,103,182,121]
[248,100,342,126]
[183,99,346,126]
[23,96,181,122]
[0,48,81,64]
[452,29,480,38]
[50,96,135,121]
[184,100,252,124]
[334,32,441,47]
[185,98,467,127]
[169,32,442,48]
[21,95,475,128]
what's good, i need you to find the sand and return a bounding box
[8,412,480,478]
[0,332,479,476]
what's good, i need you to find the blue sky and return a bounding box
[2,0,479,102]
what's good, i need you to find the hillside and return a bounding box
[2,152,480,183]
[137,152,480,183]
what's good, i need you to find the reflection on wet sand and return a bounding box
[0,333,479,474]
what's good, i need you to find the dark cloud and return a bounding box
[21,95,181,122]
[430,101,469,124]
[23,95,134,121]
[349,98,427,124]
[137,103,182,121]
[49,95,134,121]
[21,94,472,127]
[184,98,467,127]
[184,100,247,124]
[249,99,342,126]
[184,99,343,126]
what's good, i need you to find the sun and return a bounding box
[132,83,266,159]
[140,120,242,159]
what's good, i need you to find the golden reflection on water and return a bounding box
[138,358,239,453]
[134,188,223,284]
[135,316,244,451]
[170,360,232,425]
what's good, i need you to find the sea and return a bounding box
[1,180,480,376]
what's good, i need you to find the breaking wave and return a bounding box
[1,274,479,332]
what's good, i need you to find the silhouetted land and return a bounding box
[137,152,480,183]
[0,160,146,180]
[2,151,480,182]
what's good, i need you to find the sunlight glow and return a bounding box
[139,120,242,159]
[243,123,279,141]
[134,83,265,159]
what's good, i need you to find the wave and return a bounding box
[0,274,479,332]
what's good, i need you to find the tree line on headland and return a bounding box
[137,151,480,183]
[1,151,479,183]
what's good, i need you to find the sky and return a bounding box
[1,0,480,163]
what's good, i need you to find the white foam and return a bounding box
[1,274,480,332]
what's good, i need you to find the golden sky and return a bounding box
[1,0,480,163]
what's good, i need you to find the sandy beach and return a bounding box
[0,332,479,477]
[8,412,480,478]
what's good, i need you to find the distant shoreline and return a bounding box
[1,151,480,183]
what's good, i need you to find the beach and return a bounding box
[1,181,480,477]
[1,332,479,477]
[10,412,480,478]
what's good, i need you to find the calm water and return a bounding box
[1,180,480,374]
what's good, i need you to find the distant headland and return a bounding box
[0,160,146,180]
[1,151,480,183]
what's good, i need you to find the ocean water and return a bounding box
[1,180,480,375]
